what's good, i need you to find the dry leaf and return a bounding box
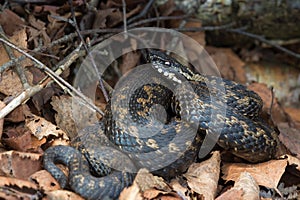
[119,181,142,200]
[5,105,27,123]
[0,151,42,180]
[46,189,84,200]
[25,113,68,141]
[30,170,60,191]
[134,168,170,193]
[120,51,140,75]
[0,28,33,96]
[0,176,40,199]
[216,188,244,200]
[284,107,300,128]
[222,159,287,189]
[169,179,191,200]
[0,9,25,36]
[245,62,300,107]
[278,123,300,159]
[2,126,35,152]
[247,83,288,124]
[51,95,98,140]
[206,47,246,83]
[184,151,221,200]
[286,154,300,171]
[234,172,260,200]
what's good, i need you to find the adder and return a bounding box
[43,50,279,200]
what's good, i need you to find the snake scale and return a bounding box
[43,50,279,200]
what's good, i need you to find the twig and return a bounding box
[269,86,274,120]
[68,0,109,102]
[0,38,104,118]
[174,22,236,32]
[0,85,42,119]
[0,46,84,119]
[227,28,300,59]
[128,15,189,28]
[0,33,77,73]
[0,26,29,89]
[122,0,127,34]
[127,0,155,24]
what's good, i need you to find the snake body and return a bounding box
[43,50,279,199]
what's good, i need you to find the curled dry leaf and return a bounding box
[133,168,171,193]
[286,154,300,171]
[222,159,287,189]
[169,179,191,200]
[0,177,40,199]
[45,189,84,200]
[30,170,60,192]
[217,172,259,200]
[0,151,42,180]
[119,181,143,200]
[234,172,260,200]
[25,113,68,141]
[51,95,98,140]
[2,126,40,152]
[215,188,244,200]
[184,151,221,200]
[120,168,180,200]
[278,123,300,160]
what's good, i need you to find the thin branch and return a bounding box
[227,28,300,59]
[128,15,189,28]
[68,0,109,102]
[0,38,104,117]
[122,0,128,34]
[127,0,156,24]
[0,25,29,88]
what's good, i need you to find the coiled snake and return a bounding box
[43,50,279,200]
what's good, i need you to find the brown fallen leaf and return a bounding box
[0,151,42,180]
[222,159,287,189]
[51,95,98,140]
[247,83,289,124]
[5,104,28,123]
[234,172,260,200]
[184,151,221,200]
[45,189,84,200]
[286,154,300,171]
[25,113,69,141]
[120,51,141,75]
[216,188,244,200]
[143,188,182,200]
[134,168,171,193]
[119,181,143,200]
[0,9,25,36]
[30,170,60,191]
[284,107,300,128]
[169,179,191,200]
[207,47,246,84]
[0,176,40,199]
[2,126,35,152]
[245,62,300,107]
[278,123,300,160]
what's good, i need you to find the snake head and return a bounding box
[147,49,195,83]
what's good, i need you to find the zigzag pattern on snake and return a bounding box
[43,49,279,200]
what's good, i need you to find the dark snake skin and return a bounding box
[43,50,279,200]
